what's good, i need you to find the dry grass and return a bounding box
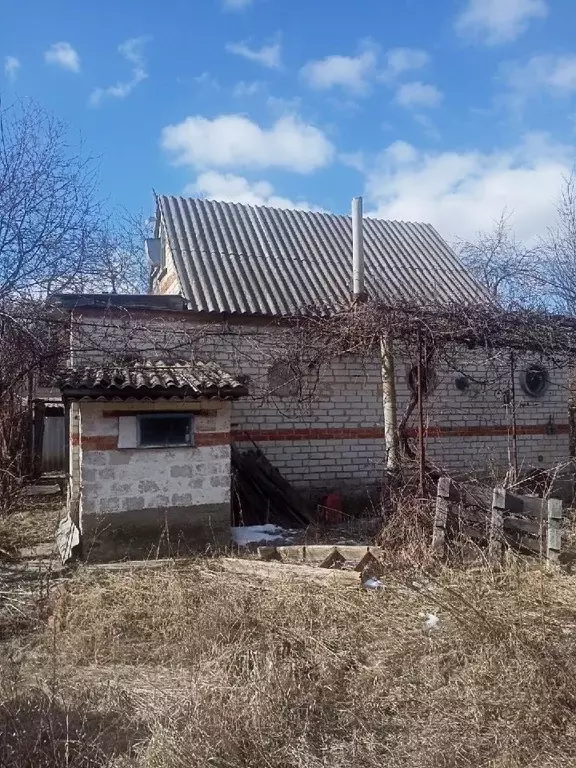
[0,495,62,559]
[1,557,575,767]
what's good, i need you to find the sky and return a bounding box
[2,0,576,244]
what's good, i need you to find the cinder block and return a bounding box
[210,475,230,487]
[108,452,132,466]
[99,497,125,514]
[172,493,198,506]
[170,465,195,478]
[85,452,107,466]
[111,483,132,495]
[125,496,146,510]
[139,480,160,493]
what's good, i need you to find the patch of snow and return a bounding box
[232,525,291,546]
[364,578,384,590]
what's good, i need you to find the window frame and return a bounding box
[519,363,549,399]
[136,413,194,449]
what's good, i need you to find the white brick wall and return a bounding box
[69,312,571,490]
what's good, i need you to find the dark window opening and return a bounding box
[137,414,193,447]
[520,364,549,399]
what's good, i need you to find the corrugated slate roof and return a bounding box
[59,360,247,400]
[158,195,487,317]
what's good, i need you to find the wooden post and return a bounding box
[547,498,563,566]
[489,487,506,565]
[417,331,426,498]
[432,476,451,557]
[508,352,518,484]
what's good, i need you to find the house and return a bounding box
[54,196,570,543]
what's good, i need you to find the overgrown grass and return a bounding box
[0,495,62,559]
[2,558,576,767]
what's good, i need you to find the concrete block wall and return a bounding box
[69,311,571,492]
[76,400,232,542]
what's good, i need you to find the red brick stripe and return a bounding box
[196,432,230,446]
[231,424,569,442]
[73,435,117,450]
[73,424,569,450]
[75,432,231,450]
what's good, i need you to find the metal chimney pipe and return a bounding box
[352,196,365,299]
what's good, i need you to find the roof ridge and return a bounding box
[157,193,435,228]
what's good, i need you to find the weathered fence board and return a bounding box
[547,498,563,565]
[432,477,450,556]
[432,477,563,563]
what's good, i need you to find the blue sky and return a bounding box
[2,0,576,243]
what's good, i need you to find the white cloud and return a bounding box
[44,42,80,73]
[4,56,20,81]
[301,46,377,94]
[383,48,430,79]
[505,54,576,97]
[366,133,571,244]
[161,113,334,173]
[226,40,281,69]
[223,0,253,9]
[194,72,220,89]
[396,81,443,109]
[233,80,262,97]
[90,36,148,106]
[413,113,441,141]
[300,44,430,95]
[340,151,366,172]
[456,0,549,45]
[188,171,318,210]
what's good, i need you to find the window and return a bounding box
[520,363,549,399]
[137,414,193,448]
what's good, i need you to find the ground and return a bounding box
[3,497,576,767]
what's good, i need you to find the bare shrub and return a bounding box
[378,495,436,569]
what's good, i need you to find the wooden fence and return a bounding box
[432,477,563,565]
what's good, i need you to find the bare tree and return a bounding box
[80,209,153,294]
[0,99,152,512]
[0,99,151,299]
[540,172,576,315]
[457,211,539,309]
[0,101,104,299]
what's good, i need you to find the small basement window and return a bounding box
[520,363,549,399]
[137,414,194,448]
